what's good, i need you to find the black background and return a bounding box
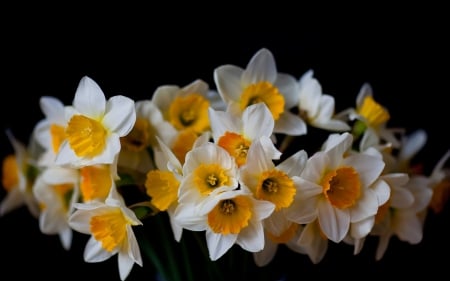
[1,10,449,280]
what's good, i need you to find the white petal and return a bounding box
[273,111,307,136]
[68,210,92,234]
[391,186,415,209]
[213,65,244,103]
[205,230,236,261]
[242,48,277,84]
[73,76,106,118]
[40,96,65,121]
[286,197,319,224]
[394,212,423,244]
[298,222,328,264]
[242,103,274,139]
[59,227,73,250]
[350,189,380,222]
[118,252,135,281]
[84,236,114,262]
[152,85,180,112]
[276,149,307,177]
[0,189,25,216]
[236,220,265,252]
[208,107,240,141]
[318,200,350,243]
[274,73,299,108]
[103,95,136,136]
[371,179,391,206]
[344,153,384,187]
[399,129,427,161]
[350,217,375,239]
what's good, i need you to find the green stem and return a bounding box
[156,213,182,281]
[137,227,171,281]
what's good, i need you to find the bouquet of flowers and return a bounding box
[1,48,449,281]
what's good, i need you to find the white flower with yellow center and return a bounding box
[240,140,308,266]
[55,76,136,168]
[214,48,306,136]
[32,96,67,167]
[286,132,386,243]
[68,187,143,281]
[152,79,217,135]
[297,70,350,131]
[33,166,79,250]
[0,130,40,218]
[174,186,275,261]
[344,83,402,148]
[208,103,281,167]
[177,142,239,206]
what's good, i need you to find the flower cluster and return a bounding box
[1,48,449,281]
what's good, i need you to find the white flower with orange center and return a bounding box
[68,187,142,281]
[209,103,281,167]
[0,130,40,218]
[32,96,67,167]
[286,132,387,243]
[214,48,306,136]
[177,142,239,207]
[55,76,136,168]
[33,166,80,250]
[174,186,275,261]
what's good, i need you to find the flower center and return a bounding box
[2,155,19,192]
[208,196,252,235]
[168,93,210,133]
[321,166,361,209]
[218,132,251,167]
[50,124,66,153]
[194,164,230,195]
[240,81,285,120]
[90,209,127,252]
[145,170,180,211]
[257,170,296,211]
[120,117,150,152]
[80,165,112,202]
[66,115,107,158]
[357,96,390,127]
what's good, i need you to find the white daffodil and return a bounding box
[297,70,350,132]
[342,83,402,148]
[240,139,308,266]
[0,130,40,218]
[144,137,186,242]
[32,96,67,167]
[152,79,219,135]
[33,166,80,250]
[55,76,136,168]
[177,142,239,207]
[208,103,281,167]
[174,186,275,261]
[286,132,387,243]
[214,48,306,136]
[68,186,143,281]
